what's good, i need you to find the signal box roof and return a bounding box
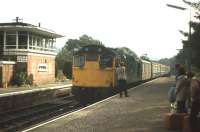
[0,22,63,38]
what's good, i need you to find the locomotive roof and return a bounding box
[76,45,116,56]
[141,59,151,63]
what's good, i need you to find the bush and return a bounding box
[56,70,67,82]
[12,72,34,86]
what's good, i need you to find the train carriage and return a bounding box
[140,59,152,80]
[151,61,161,78]
[160,64,170,76]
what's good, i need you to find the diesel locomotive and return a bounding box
[71,45,170,102]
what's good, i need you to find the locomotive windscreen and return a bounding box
[86,54,98,61]
[100,55,113,68]
[73,55,85,67]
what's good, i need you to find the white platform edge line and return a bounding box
[22,78,160,132]
[0,84,72,97]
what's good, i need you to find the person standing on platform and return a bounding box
[168,64,182,112]
[116,62,128,97]
[175,66,189,113]
[188,72,200,132]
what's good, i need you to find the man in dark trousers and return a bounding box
[188,72,200,132]
[116,62,128,97]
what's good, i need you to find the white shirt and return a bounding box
[116,66,127,80]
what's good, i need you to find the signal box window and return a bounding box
[74,55,85,67]
[86,54,98,61]
[0,32,3,50]
[6,31,16,49]
[18,31,28,49]
[100,55,113,68]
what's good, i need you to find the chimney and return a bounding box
[16,17,19,23]
[13,17,23,23]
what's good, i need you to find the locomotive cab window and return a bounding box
[100,55,113,68]
[86,54,98,61]
[73,55,85,67]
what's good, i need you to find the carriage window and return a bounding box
[74,55,85,67]
[86,54,98,61]
[100,55,113,68]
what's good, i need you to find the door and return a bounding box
[0,67,2,87]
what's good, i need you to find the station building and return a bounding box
[0,18,63,87]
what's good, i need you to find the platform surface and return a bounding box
[23,77,175,132]
[0,80,72,96]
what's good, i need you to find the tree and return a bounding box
[114,47,138,58]
[62,61,72,79]
[158,58,171,65]
[56,35,104,78]
[177,0,200,69]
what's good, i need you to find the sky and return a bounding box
[0,0,196,60]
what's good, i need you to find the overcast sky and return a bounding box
[0,0,196,60]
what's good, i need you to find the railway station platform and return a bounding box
[23,77,175,132]
[0,80,71,95]
[0,81,72,114]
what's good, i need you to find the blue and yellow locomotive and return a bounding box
[72,45,170,102]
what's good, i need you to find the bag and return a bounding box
[168,86,176,103]
[164,113,188,130]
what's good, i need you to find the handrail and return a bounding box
[4,45,56,51]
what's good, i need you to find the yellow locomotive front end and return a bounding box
[72,45,117,102]
[72,54,115,88]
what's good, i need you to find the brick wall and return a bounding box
[27,55,55,85]
[0,63,15,88]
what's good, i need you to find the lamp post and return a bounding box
[167,3,192,72]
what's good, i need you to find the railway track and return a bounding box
[0,80,148,132]
[0,96,81,132]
